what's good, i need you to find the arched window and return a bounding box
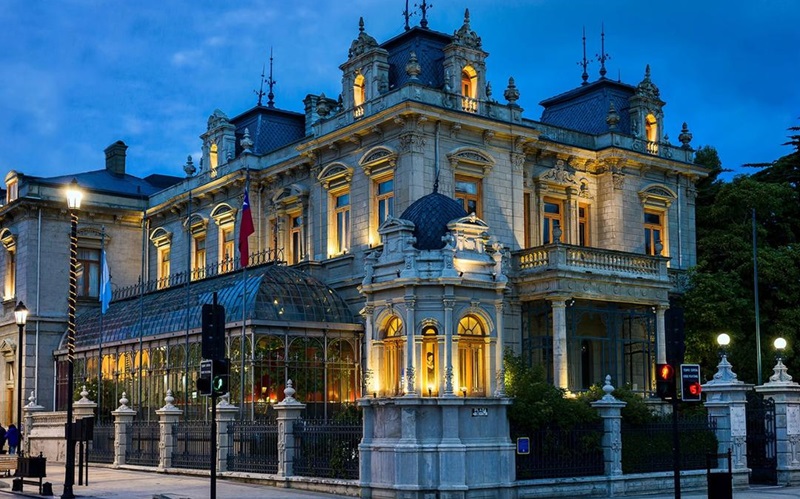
[422,324,439,395]
[381,315,404,396]
[645,114,658,143]
[210,143,219,171]
[457,314,486,396]
[353,73,366,117]
[461,66,478,113]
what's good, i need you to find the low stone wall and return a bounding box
[27,411,68,463]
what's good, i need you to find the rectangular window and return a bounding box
[335,193,351,254]
[644,210,664,255]
[221,226,235,271]
[6,181,18,204]
[158,247,170,289]
[193,236,206,280]
[542,198,563,244]
[578,203,590,247]
[376,178,394,226]
[523,192,531,248]
[77,248,101,298]
[455,176,481,218]
[290,214,303,264]
[4,250,15,300]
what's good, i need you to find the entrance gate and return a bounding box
[746,391,777,484]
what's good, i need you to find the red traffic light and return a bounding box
[658,363,675,381]
[688,382,702,396]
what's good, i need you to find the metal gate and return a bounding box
[746,391,777,484]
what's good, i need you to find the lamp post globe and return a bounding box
[717,333,731,347]
[14,301,27,455]
[62,178,82,499]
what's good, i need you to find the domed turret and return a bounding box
[400,192,468,250]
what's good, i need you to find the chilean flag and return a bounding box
[239,186,255,267]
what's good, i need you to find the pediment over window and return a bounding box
[76,227,110,250]
[273,183,309,206]
[184,214,208,235]
[318,162,353,191]
[638,184,676,208]
[447,147,495,177]
[378,216,415,233]
[149,227,173,248]
[0,228,16,251]
[359,146,397,176]
[210,203,237,226]
[0,339,16,358]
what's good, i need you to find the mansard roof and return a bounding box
[72,264,357,349]
[539,78,637,136]
[400,191,468,250]
[381,27,452,92]
[35,168,181,198]
[230,105,306,156]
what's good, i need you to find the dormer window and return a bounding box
[645,114,658,143]
[461,66,478,113]
[209,143,219,172]
[354,73,366,118]
[5,180,17,204]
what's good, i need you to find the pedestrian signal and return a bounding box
[656,363,676,400]
[680,363,702,402]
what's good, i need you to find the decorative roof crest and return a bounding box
[349,17,379,59]
[452,8,482,49]
[207,109,230,130]
[636,64,661,100]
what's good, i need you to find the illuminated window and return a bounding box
[158,247,170,289]
[645,114,658,143]
[193,235,206,280]
[455,175,481,218]
[354,73,366,108]
[290,214,303,264]
[4,250,15,300]
[376,178,394,226]
[220,225,235,271]
[5,180,17,204]
[644,210,664,256]
[461,66,478,113]
[334,192,350,254]
[578,203,590,247]
[382,315,404,396]
[457,314,486,396]
[422,325,438,395]
[543,198,563,244]
[77,248,100,298]
[210,143,219,171]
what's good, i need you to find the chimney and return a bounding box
[104,140,128,175]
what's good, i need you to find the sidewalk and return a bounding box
[0,466,349,498]
[619,484,800,498]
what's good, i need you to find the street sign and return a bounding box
[680,363,702,401]
[198,359,213,396]
[516,437,530,455]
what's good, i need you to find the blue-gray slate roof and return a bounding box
[382,27,452,91]
[232,106,305,156]
[400,191,468,250]
[35,169,181,198]
[539,79,637,136]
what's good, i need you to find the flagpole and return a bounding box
[99,226,105,416]
[238,167,255,420]
[186,189,193,419]
[753,208,763,384]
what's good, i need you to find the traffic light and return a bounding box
[656,363,676,400]
[212,358,230,396]
[201,303,226,360]
[681,364,702,402]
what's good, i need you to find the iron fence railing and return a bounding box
[293,420,361,479]
[88,421,115,464]
[512,421,604,480]
[226,420,280,474]
[125,421,160,466]
[622,416,717,473]
[172,421,212,470]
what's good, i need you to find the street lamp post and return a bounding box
[14,301,28,453]
[63,179,82,499]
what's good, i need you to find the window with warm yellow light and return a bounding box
[290,213,303,264]
[210,143,219,171]
[354,73,366,108]
[457,314,486,396]
[543,197,563,244]
[645,114,658,143]
[455,175,481,217]
[157,247,170,289]
[381,315,404,396]
[376,178,394,226]
[334,192,350,255]
[461,66,478,112]
[220,224,235,271]
[644,210,665,256]
[422,326,438,395]
[193,235,206,280]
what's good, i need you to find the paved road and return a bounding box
[0,466,349,498]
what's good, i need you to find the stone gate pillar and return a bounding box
[703,354,752,481]
[155,390,182,470]
[111,393,136,467]
[216,394,239,472]
[591,376,626,478]
[275,380,305,477]
[22,391,44,456]
[755,358,800,485]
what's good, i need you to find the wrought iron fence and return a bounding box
[512,421,604,480]
[172,421,212,470]
[125,421,160,466]
[622,416,717,473]
[226,420,279,474]
[293,419,361,479]
[88,420,115,464]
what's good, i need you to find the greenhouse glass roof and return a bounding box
[72,264,357,349]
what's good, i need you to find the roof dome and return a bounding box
[400,192,468,250]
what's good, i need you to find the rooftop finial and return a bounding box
[596,23,611,79]
[463,8,470,26]
[254,62,266,106]
[578,26,590,86]
[359,16,365,33]
[266,47,276,108]
[403,0,412,30]
[416,0,432,29]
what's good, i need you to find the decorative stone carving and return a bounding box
[206,109,230,131]
[636,64,661,101]
[348,17,378,59]
[452,9,482,49]
[606,101,620,130]
[183,155,196,177]
[316,93,331,117]
[679,122,693,149]
[240,128,254,154]
[539,159,576,185]
[504,77,520,106]
[405,51,421,79]
[399,132,425,153]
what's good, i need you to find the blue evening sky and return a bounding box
[1,0,798,181]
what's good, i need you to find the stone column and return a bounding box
[404,295,417,395]
[216,393,239,472]
[443,297,455,396]
[755,358,800,485]
[111,393,136,467]
[73,386,97,420]
[591,376,626,477]
[275,380,306,477]
[494,300,506,397]
[703,355,753,471]
[155,390,182,471]
[655,305,668,364]
[362,305,375,396]
[22,391,44,456]
[550,298,568,389]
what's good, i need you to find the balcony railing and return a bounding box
[113,247,284,301]
[461,96,478,113]
[513,243,668,281]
